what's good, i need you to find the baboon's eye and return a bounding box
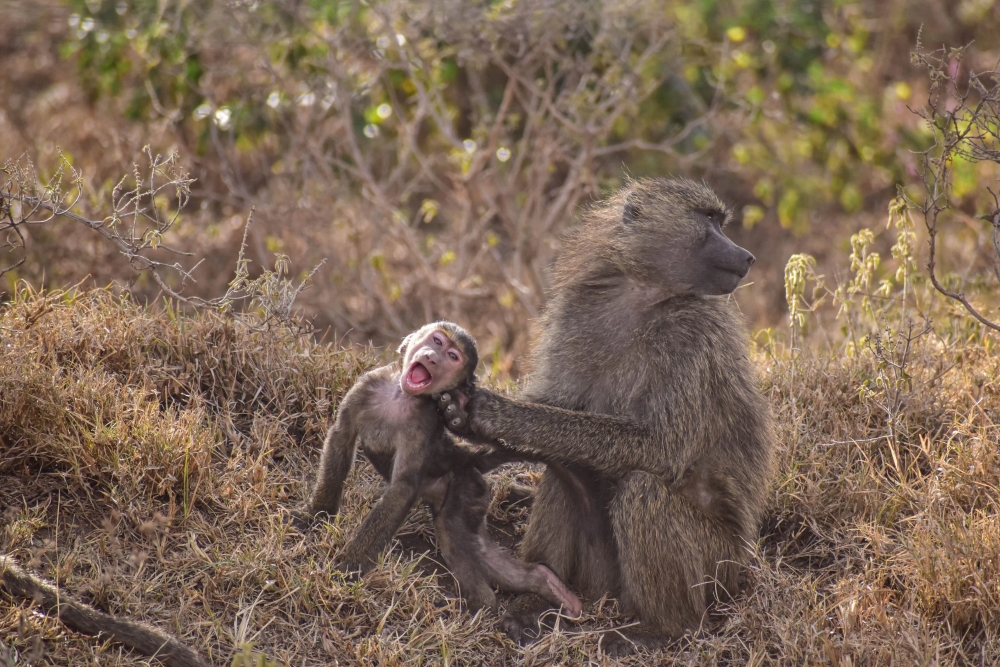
[433,335,443,346]
[448,350,459,362]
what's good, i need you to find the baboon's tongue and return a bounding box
[408,363,431,386]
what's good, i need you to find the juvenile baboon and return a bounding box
[0,555,210,667]
[296,322,582,616]
[440,178,775,654]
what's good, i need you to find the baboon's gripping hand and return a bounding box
[437,389,472,434]
[439,388,517,452]
[439,388,512,443]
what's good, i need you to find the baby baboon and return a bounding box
[297,322,581,616]
[440,178,775,654]
[0,555,210,667]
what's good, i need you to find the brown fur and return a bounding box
[0,555,210,667]
[441,177,774,654]
[297,322,581,617]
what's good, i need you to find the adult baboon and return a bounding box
[296,322,581,616]
[0,555,210,667]
[440,178,775,654]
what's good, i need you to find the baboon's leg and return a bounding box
[339,474,420,574]
[305,415,359,517]
[434,515,497,612]
[606,471,742,654]
[519,466,619,597]
[432,469,496,611]
[502,466,618,643]
[479,539,582,617]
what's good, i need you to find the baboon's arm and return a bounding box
[302,381,370,518]
[306,418,359,516]
[338,476,420,573]
[455,389,686,480]
[0,555,210,667]
[339,436,430,572]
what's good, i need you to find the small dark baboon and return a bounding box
[297,322,582,616]
[440,178,775,654]
[0,555,210,667]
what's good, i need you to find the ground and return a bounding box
[2,288,999,666]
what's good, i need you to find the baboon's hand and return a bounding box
[286,508,316,530]
[336,553,370,582]
[438,388,508,443]
[437,389,471,433]
[500,593,550,646]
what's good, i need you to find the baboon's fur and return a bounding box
[443,177,774,651]
[299,322,581,616]
[0,555,210,667]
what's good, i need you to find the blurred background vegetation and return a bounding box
[2,0,999,369]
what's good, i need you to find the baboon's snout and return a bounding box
[416,349,439,366]
[727,246,756,278]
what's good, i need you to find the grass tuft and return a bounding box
[2,286,999,665]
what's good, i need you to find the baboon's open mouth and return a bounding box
[404,362,433,391]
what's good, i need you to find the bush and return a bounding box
[2,283,1000,665]
[4,0,999,364]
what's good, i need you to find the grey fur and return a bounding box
[297,322,581,616]
[440,177,774,654]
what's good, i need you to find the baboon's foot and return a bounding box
[286,506,339,530]
[500,593,551,646]
[461,585,498,615]
[286,507,318,529]
[534,564,583,619]
[599,626,669,657]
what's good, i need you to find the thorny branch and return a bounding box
[1,147,200,297]
[3,1,732,343]
[909,42,1000,332]
[0,149,320,328]
[215,0,730,338]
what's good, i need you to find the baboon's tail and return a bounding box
[0,555,211,667]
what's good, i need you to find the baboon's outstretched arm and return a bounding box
[454,389,686,480]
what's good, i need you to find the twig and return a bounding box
[908,43,1000,331]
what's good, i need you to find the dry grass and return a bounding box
[2,287,999,666]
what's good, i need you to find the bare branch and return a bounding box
[0,152,322,331]
[908,44,1000,332]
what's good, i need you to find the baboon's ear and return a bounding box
[397,334,414,355]
[622,195,641,224]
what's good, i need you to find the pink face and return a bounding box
[399,327,467,396]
